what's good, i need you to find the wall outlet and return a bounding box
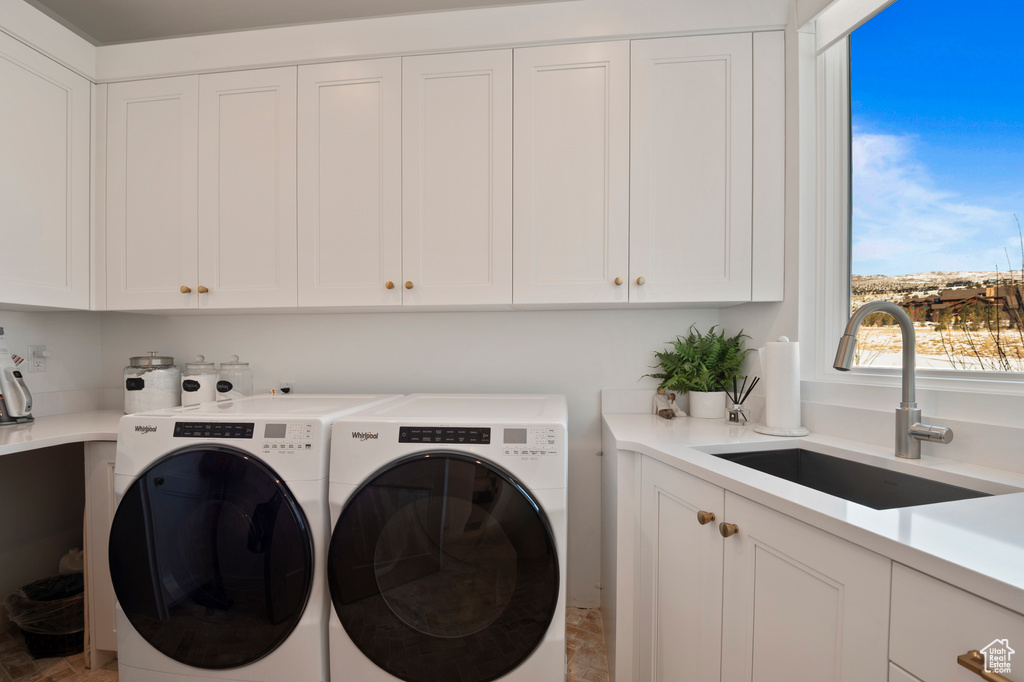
[28,345,47,372]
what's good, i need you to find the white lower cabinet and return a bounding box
[639,456,891,682]
[889,663,924,682]
[889,563,1024,682]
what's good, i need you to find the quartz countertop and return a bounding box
[604,413,1024,614]
[0,410,123,456]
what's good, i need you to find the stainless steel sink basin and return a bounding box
[713,448,990,510]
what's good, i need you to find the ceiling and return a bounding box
[21,0,565,46]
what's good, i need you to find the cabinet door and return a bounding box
[890,563,1024,682]
[199,68,298,308]
[512,42,629,306]
[402,51,512,306]
[639,456,724,682]
[0,32,90,309]
[298,59,402,307]
[630,34,753,304]
[106,76,199,310]
[721,493,891,682]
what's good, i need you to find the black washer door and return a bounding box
[328,452,559,682]
[108,445,314,669]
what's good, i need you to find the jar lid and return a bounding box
[129,351,175,367]
[185,354,216,370]
[219,354,249,369]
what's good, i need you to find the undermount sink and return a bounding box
[713,448,990,510]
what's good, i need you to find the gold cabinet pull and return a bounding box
[614,277,624,286]
[385,281,395,290]
[696,510,716,525]
[197,285,209,294]
[958,650,1012,681]
[636,276,647,286]
[405,281,414,290]
[719,522,739,538]
[180,285,192,294]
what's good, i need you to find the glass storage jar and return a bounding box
[181,355,218,406]
[217,355,252,399]
[124,352,180,414]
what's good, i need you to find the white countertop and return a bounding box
[0,410,123,456]
[605,413,1024,614]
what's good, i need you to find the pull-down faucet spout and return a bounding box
[834,301,953,459]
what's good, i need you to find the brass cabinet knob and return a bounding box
[197,285,209,294]
[180,285,192,294]
[405,281,414,290]
[614,277,624,286]
[719,522,739,538]
[636,276,647,286]
[696,510,716,525]
[385,281,395,290]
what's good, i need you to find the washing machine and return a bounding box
[327,394,567,682]
[108,394,401,682]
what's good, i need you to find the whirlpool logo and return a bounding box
[352,431,379,441]
[135,425,158,434]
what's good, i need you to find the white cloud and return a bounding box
[852,129,1017,275]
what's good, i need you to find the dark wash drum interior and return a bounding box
[108,445,313,669]
[329,452,559,682]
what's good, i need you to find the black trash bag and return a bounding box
[4,573,84,658]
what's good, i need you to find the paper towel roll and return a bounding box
[754,336,809,437]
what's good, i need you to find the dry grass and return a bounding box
[855,325,1024,370]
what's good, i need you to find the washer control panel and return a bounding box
[173,420,316,452]
[260,421,316,452]
[502,426,558,458]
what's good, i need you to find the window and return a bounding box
[847,0,1024,373]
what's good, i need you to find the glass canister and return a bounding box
[217,355,253,399]
[124,352,181,414]
[181,355,218,406]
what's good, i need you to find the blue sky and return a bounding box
[850,0,1024,276]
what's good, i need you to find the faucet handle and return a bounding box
[910,423,954,444]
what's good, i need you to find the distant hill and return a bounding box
[852,271,1017,295]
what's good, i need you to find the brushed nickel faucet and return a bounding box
[833,301,953,459]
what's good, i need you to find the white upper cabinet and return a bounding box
[106,76,199,310]
[297,59,402,308]
[402,51,512,307]
[512,42,630,306]
[199,68,298,309]
[106,68,297,310]
[0,31,90,309]
[630,33,754,304]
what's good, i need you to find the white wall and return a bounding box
[97,307,726,606]
[0,310,103,414]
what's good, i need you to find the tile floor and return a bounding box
[1,609,609,682]
[566,607,610,682]
[0,629,117,682]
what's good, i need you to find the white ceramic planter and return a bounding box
[689,391,727,419]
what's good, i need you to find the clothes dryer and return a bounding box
[109,394,400,682]
[327,394,567,682]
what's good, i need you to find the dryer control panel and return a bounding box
[502,426,559,458]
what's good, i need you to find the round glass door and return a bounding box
[328,452,559,682]
[108,445,313,669]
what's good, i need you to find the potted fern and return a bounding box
[646,325,751,418]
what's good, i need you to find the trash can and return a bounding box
[4,573,84,658]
